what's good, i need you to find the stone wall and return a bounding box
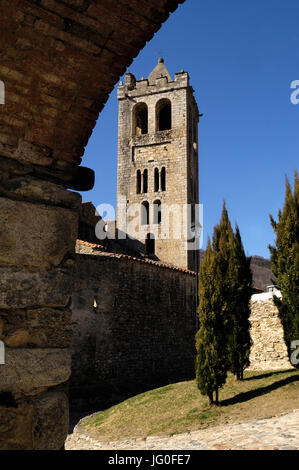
[0,172,80,450]
[248,292,291,371]
[71,253,196,411]
[0,0,185,449]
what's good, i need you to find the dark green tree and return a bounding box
[195,240,228,405]
[227,226,253,380]
[269,172,299,367]
[196,202,253,404]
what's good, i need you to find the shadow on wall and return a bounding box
[70,253,197,416]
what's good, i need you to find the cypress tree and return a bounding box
[195,240,228,405]
[269,172,299,367]
[196,202,253,404]
[213,204,252,380]
[212,202,235,351]
[227,226,253,380]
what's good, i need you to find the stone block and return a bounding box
[0,348,71,394]
[1,308,72,348]
[0,267,73,309]
[0,402,34,450]
[4,329,30,347]
[0,196,78,269]
[0,176,82,210]
[33,391,69,450]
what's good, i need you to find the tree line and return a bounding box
[196,172,299,405]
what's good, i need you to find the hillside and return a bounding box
[250,256,274,291]
[80,370,299,442]
[200,251,273,292]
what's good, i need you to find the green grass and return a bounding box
[82,369,299,441]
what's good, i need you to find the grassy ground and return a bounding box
[82,369,299,441]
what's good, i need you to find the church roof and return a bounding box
[148,58,172,85]
[76,239,195,275]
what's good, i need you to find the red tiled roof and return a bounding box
[252,286,264,292]
[76,239,105,250]
[76,239,195,276]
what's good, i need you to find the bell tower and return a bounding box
[117,58,200,271]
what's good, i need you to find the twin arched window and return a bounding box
[141,200,161,226]
[137,169,148,194]
[132,99,172,136]
[154,167,166,192]
[137,167,166,194]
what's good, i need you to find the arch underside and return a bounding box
[0,0,186,451]
[0,0,185,176]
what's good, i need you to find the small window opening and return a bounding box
[156,99,171,131]
[161,167,166,191]
[141,201,149,225]
[143,169,148,193]
[133,103,148,136]
[153,200,162,225]
[145,233,155,256]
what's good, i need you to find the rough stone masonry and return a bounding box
[71,249,197,411]
[248,291,291,371]
[0,0,185,450]
[117,58,200,271]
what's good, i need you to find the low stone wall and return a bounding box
[248,293,291,371]
[71,253,196,411]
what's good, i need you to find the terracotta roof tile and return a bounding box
[76,239,105,250]
[76,239,195,275]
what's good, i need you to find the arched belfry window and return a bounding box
[156,99,171,131]
[141,201,149,225]
[153,200,162,225]
[143,169,148,193]
[145,233,155,256]
[136,170,141,194]
[161,167,166,191]
[154,168,159,192]
[133,102,148,136]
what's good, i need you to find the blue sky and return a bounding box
[80,0,299,258]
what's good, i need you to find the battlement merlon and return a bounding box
[117,71,191,100]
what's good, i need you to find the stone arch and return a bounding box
[141,201,150,225]
[0,0,185,451]
[153,199,162,225]
[156,98,172,131]
[132,102,148,136]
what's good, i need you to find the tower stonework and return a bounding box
[117,59,200,271]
